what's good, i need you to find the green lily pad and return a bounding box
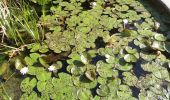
[37,81,46,92]
[96,84,110,97]
[151,41,165,51]
[39,57,49,68]
[36,71,51,81]
[123,72,138,86]
[105,54,115,64]
[85,70,97,81]
[118,63,133,71]
[154,34,166,41]
[124,54,137,62]
[125,47,137,54]
[77,88,93,100]
[96,61,113,78]
[20,78,37,93]
[117,85,132,98]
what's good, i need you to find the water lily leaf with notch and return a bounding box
[140,11,151,18]
[141,61,158,72]
[97,76,107,85]
[77,26,91,34]
[24,53,40,66]
[107,35,119,45]
[43,79,54,94]
[29,53,40,62]
[105,54,115,64]
[24,56,35,66]
[124,54,137,63]
[20,77,37,93]
[115,5,129,11]
[117,63,133,71]
[117,85,133,99]
[122,72,138,86]
[96,61,114,78]
[99,15,117,30]
[153,68,169,80]
[67,53,81,65]
[27,43,40,52]
[39,57,49,68]
[27,66,44,76]
[53,73,73,86]
[28,43,49,53]
[45,31,74,53]
[85,70,97,81]
[154,34,166,41]
[73,75,97,89]
[40,92,50,100]
[125,47,137,54]
[138,30,154,37]
[98,47,115,56]
[117,59,133,71]
[20,91,39,100]
[96,84,110,97]
[77,88,93,100]
[39,43,49,53]
[52,86,76,100]
[36,71,51,81]
[37,81,46,92]
[70,65,86,75]
[103,7,112,15]
[122,29,137,37]
[151,41,165,51]
[140,52,156,61]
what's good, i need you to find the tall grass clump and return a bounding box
[0,0,21,44]
[0,0,42,45]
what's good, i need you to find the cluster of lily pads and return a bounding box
[1,0,170,99]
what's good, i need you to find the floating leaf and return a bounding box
[85,70,97,81]
[151,41,165,51]
[125,47,137,54]
[77,89,93,100]
[124,54,137,62]
[154,34,166,41]
[96,61,113,78]
[36,71,51,81]
[37,81,46,92]
[96,84,110,97]
[20,78,37,93]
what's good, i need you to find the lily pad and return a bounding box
[96,61,113,78]
[96,84,110,97]
[124,54,137,62]
[154,34,166,41]
[20,78,37,93]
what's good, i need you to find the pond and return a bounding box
[0,0,170,100]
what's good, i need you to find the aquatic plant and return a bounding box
[0,0,170,99]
